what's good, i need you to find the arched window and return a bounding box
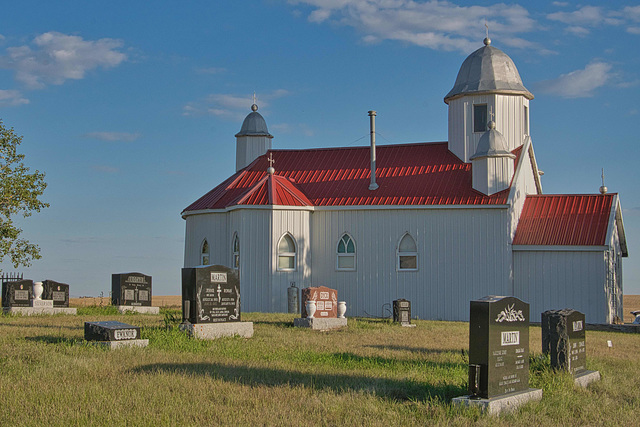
[201,239,210,265]
[277,234,297,271]
[397,233,418,271]
[232,234,240,270]
[336,233,356,271]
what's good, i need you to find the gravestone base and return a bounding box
[574,370,601,388]
[88,339,149,349]
[2,307,77,316]
[115,305,160,314]
[181,322,254,339]
[400,323,416,328]
[452,388,543,415]
[294,317,347,330]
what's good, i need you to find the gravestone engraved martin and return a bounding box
[182,265,241,324]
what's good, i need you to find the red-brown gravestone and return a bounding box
[301,286,338,318]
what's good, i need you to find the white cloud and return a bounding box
[623,6,640,22]
[535,61,613,98]
[83,132,141,142]
[0,31,126,89]
[183,90,292,118]
[290,0,540,53]
[0,89,29,106]
[628,27,640,35]
[565,26,590,36]
[547,5,604,26]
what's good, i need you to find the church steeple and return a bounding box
[444,38,533,163]
[235,101,273,172]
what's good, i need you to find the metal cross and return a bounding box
[253,92,257,105]
[489,106,495,122]
[601,168,605,186]
[268,152,275,168]
[485,20,489,39]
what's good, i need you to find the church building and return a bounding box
[182,38,628,324]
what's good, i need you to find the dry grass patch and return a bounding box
[0,310,638,426]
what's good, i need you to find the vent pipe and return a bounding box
[368,110,379,190]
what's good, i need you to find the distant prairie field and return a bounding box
[0,309,638,426]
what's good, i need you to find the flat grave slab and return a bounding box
[181,322,254,339]
[84,321,147,349]
[294,317,347,330]
[3,306,77,316]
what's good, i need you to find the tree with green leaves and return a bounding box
[1,119,48,271]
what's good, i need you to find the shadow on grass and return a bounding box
[0,323,81,331]
[25,336,83,345]
[132,361,466,403]
[251,320,295,328]
[366,345,466,356]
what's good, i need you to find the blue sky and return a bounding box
[1,1,640,297]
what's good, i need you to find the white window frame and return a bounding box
[232,233,240,270]
[336,233,356,271]
[201,239,210,266]
[277,233,297,272]
[397,233,418,272]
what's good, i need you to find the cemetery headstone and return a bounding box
[111,273,152,306]
[542,309,600,387]
[42,280,70,308]
[84,321,148,349]
[181,265,252,339]
[1,279,33,308]
[453,296,542,415]
[393,299,413,326]
[301,286,337,318]
[295,286,347,330]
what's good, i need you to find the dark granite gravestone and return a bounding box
[84,321,141,341]
[468,296,530,399]
[301,286,338,318]
[1,279,33,308]
[393,299,411,325]
[542,309,586,375]
[182,265,240,324]
[111,273,152,307]
[42,280,70,308]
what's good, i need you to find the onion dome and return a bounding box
[444,38,533,104]
[470,121,516,160]
[235,104,273,138]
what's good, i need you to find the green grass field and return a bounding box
[0,308,638,426]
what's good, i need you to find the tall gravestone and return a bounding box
[111,273,159,314]
[181,265,253,339]
[542,309,600,387]
[453,296,542,415]
[2,279,33,308]
[42,280,70,308]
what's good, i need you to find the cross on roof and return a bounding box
[268,152,275,168]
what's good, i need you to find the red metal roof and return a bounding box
[513,194,614,246]
[184,142,518,211]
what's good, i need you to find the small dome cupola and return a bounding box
[445,38,533,163]
[444,38,533,104]
[235,104,274,138]
[470,120,516,196]
[470,121,516,160]
[235,101,274,172]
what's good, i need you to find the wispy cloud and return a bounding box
[535,61,613,98]
[83,131,141,142]
[547,5,639,35]
[290,0,541,53]
[194,66,226,75]
[0,31,126,89]
[0,89,29,106]
[183,89,291,119]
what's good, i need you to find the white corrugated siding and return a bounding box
[513,250,607,323]
[310,207,511,321]
[183,212,228,267]
[448,94,528,163]
[270,209,311,312]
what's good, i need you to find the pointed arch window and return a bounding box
[277,234,297,271]
[397,233,418,271]
[232,234,240,270]
[201,239,210,266]
[337,233,356,271]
